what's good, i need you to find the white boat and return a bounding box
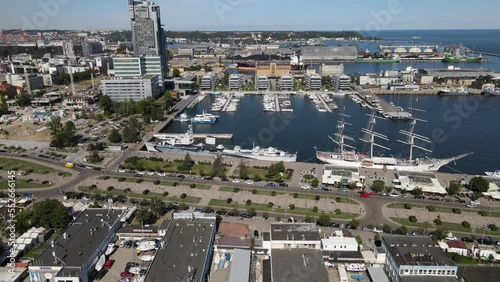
[95,254,106,271]
[214,252,221,265]
[139,255,155,262]
[346,263,367,272]
[214,264,219,271]
[223,145,297,162]
[191,111,220,124]
[128,267,144,275]
[105,243,116,256]
[136,241,156,252]
[485,170,500,178]
[316,110,471,172]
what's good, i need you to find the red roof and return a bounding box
[447,240,468,249]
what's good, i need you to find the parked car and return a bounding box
[359,192,370,198]
[461,237,473,243]
[477,238,493,245]
[232,179,240,183]
[378,192,389,196]
[373,227,383,233]
[253,230,259,238]
[221,177,229,182]
[265,183,276,188]
[362,226,372,232]
[103,259,115,270]
[279,182,289,187]
[120,272,135,278]
[414,195,425,199]
[301,185,311,190]
[245,180,254,185]
[95,269,108,281]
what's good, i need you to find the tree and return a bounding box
[16,92,31,106]
[447,181,461,195]
[349,218,360,229]
[98,95,113,114]
[210,155,226,177]
[180,153,194,171]
[317,214,331,226]
[14,199,70,234]
[47,117,77,148]
[122,125,138,143]
[135,208,156,225]
[304,215,314,223]
[108,128,122,143]
[398,225,408,235]
[469,177,489,193]
[371,180,385,192]
[412,187,423,196]
[87,151,103,163]
[172,68,180,77]
[311,178,319,187]
[150,198,167,217]
[382,224,392,234]
[238,160,249,180]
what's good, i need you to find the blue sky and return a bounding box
[1,0,499,31]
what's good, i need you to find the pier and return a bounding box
[221,93,234,112]
[187,94,206,109]
[316,94,333,112]
[355,87,412,120]
[274,94,281,112]
[154,133,233,140]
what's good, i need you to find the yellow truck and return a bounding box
[65,163,75,168]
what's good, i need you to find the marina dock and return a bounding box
[355,88,412,119]
[154,133,233,140]
[186,93,206,109]
[221,93,234,112]
[274,94,281,112]
[316,94,333,112]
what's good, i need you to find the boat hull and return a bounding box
[484,89,500,96]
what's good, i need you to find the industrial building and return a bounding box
[144,211,217,282]
[334,74,351,91]
[255,75,269,91]
[358,74,400,86]
[418,67,494,86]
[301,46,358,61]
[229,74,245,90]
[200,74,218,90]
[280,74,294,91]
[305,74,322,90]
[101,75,160,101]
[28,208,126,282]
[382,237,458,282]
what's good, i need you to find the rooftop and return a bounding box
[402,276,458,282]
[144,216,216,282]
[383,237,455,268]
[228,249,251,282]
[271,249,329,282]
[218,222,250,237]
[447,240,468,250]
[270,223,320,241]
[37,208,124,267]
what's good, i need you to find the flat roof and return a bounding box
[270,223,320,241]
[37,208,124,267]
[144,217,216,282]
[228,249,251,282]
[324,165,359,173]
[271,249,329,282]
[367,267,390,282]
[383,237,455,268]
[402,277,458,282]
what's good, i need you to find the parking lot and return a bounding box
[98,242,145,282]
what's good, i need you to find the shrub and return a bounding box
[271,191,276,197]
[293,193,298,199]
[118,177,126,182]
[154,180,161,185]
[143,189,150,195]
[289,204,295,210]
[488,224,498,231]
[263,212,269,219]
[246,200,252,206]
[106,186,114,191]
[427,206,436,212]
[162,191,169,197]
[336,197,341,202]
[452,208,462,214]
[233,188,240,193]
[252,189,257,195]
[267,202,274,208]
[136,179,143,183]
[313,206,319,213]
[103,176,110,180]
[124,188,131,193]
[42,180,49,185]
[462,221,471,228]
[404,203,412,210]
[189,184,196,189]
[89,184,97,189]
[409,216,418,223]
[478,211,488,216]
[180,193,187,199]
[335,208,341,215]
[315,195,320,201]
[172,182,179,186]
[434,218,442,225]
[226,198,233,204]
[27,179,33,183]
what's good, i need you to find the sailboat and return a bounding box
[316,109,471,172]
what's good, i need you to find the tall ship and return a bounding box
[437,87,471,96]
[191,111,220,124]
[484,88,500,96]
[222,145,297,163]
[316,110,471,172]
[442,55,482,63]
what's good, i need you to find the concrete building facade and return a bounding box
[101,75,160,101]
[280,75,294,91]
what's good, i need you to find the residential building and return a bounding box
[173,75,197,97]
[82,41,103,57]
[382,237,458,282]
[229,74,245,90]
[255,75,269,91]
[334,74,351,91]
[305,74,322,90]
[280,75,294,91]
[143,211,216,282]
[101,75,160,101]
[128,0,167,80]
[200,74,218,90]
[112,56,164,87]
[442,240,469,256]
[28,208,126,282]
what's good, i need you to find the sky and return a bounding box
[1,0,499,31]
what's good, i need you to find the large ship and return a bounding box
[316,111,471,172]
[222,145,297,163]
[442,55,482,63]
[437,87,471,96]
[191,111,220,124]
[484,88,500,96]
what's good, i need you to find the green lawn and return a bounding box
[24,235,54,258]
[387,203,500,217]
[103,176,177,186]
[0,157,71,176]
[233,167,293,182]
[78,186,201,204]
[391,218,434,229]
[119,158,226,176]
[193,184,212,190]
[218,186,284,196]
[438,222,472,233]
[0,179,52,189]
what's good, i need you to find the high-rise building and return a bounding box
[128,0,167,81]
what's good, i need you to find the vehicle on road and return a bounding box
[369,191,378,196]
[373,227,383,233]
[362,226,372,232]
[378,192,389,196]
[232,179,240,183]
[265,183,276,188]
[245,180,254,185]
[466,203,478,208]
[390,192,399,197]
[477,238,493,245]
[301,185,311,190]
[339,188,347,193]
[279,182,289,187]
[360,192,370,198]
[65,162,75,168]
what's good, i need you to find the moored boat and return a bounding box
[484,88,500,96]
[438,87,471,96]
